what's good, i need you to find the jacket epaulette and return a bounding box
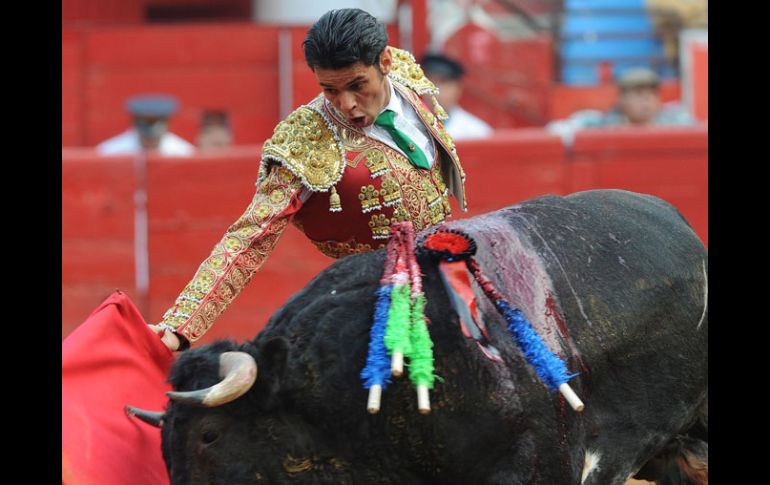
[388,47,440,97]
[260,103,345,192]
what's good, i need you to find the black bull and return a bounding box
[153,189,708,485]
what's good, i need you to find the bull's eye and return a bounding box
[201,430,219,445]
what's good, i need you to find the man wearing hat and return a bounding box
[419,53,493,140]
[546,67,695,141]
[607,67,694,126]
[149,9,468,351]
[96,94,196,156]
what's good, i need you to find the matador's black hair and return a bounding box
[303,8,388,70]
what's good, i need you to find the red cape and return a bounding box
[62,291,174,485]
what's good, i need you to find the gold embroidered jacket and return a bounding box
[161,47,467,344]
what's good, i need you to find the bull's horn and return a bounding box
[167,351,258,407]
[125,405,165,428]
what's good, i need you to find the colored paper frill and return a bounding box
[384,278,413,363]
[360,284,394,390]
[361,222,437,414]
[496,300,577,390]
[406,294,434,389]
[464,256,583,411]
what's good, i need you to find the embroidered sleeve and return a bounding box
[159,164,304,344]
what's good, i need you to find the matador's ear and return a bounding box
[379,47,393,76]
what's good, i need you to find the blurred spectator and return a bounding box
[96,94,195,156]
[647,0,708,74]
[197,110,233,150]
[546,68,696,142]
[420,53,493,140]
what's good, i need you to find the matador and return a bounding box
[154,10,468,350]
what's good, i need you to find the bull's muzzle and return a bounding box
[166,351,258,407]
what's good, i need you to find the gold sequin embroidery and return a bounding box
[262,106,345,191]
[391,204,410,224]
[368,142,451,238]
[380,178,401,206]
[368,213,391,240]
[311,240,385,259]
[359,185,382,213]
[364,149,388,177]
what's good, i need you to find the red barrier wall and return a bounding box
[455,129,568,216]
[63,24,400,148]
[62,128,707,343]
[62,150,137,337]
[692,44,708,120]
[62,30,85,146]
[80,24,292,146]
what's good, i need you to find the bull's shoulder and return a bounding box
[255,249,387,338]
[497,188,705,270]
[565,189,696,233]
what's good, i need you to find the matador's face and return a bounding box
[314,48,393,129]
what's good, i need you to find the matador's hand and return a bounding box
[147,324,181,352]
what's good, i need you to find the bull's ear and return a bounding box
[259,336,289,378]
[254,337,289,406]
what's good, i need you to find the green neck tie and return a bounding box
[374,109,431,170]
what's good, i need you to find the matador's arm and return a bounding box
[158,163,304,347]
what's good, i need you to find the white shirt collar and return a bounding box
[379,79,404,118]
[363,77,436,164]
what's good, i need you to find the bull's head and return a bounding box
[153,331,423,484]
[126,349,257,426]
[165,350,257,406]
[159,338,308,484]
